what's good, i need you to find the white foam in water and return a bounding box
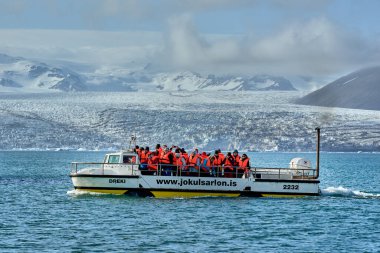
[321,186,380,199]
[66,189,107,196]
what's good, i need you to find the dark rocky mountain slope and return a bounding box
[297,66,380,110]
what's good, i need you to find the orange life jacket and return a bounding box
[140,151,150,164]
[188,154,200,168]
[200,157,211,172]
[233,154,241,165]
[239,158,250,171]
[157,147,163,157]
[224,156,235,167]
[175,155,186,170]
[213,155,224,166]
[148,155,159,171]
[182,153,189,163]
[160,152,172,164]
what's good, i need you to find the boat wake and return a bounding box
[321,186,380,199]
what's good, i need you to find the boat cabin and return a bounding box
[103,151,139,164]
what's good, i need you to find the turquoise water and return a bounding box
[1,151,379,252]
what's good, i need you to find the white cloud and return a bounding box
[157,16,380,79]
[0,15,379,90]
[0,29,162,67]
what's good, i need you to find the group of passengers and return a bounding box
[133,144,250,177]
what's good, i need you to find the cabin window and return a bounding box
[123,155,136,164]
[108,155,120,164]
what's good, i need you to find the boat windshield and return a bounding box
[108,155,120,164]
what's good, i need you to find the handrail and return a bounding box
[71,162,317,180]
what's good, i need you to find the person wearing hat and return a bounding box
[232,150,240,165]
[217,149,225,161]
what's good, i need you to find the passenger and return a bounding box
[139,147,149,170]
[174,150,187,176]
[232,150,241,165]
[217,149,225,161]
[145,146,151,155]
[208,155,217,176]
[134,145,140,154]
[223,152,235,178]
[138,147,144,160]
[160,148,175,176]
[170,148,178,174]
[155,144,162,156]
[188,151,201,176]
[147,152,159,174]
[213,150,224,177]
[180,148,189,163]
[239,153,250,177]
[200,153,212,176]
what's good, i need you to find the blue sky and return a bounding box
[1,0,380,88]
[1,0,380,35]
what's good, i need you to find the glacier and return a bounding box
[0,91,379,152]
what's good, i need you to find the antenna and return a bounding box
[128,134,137,151]
[315,127,320,179]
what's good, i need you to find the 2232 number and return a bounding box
[283,185,299,190]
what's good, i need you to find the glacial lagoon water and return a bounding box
[1,151,379,252]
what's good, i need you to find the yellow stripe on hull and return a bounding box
[261,194,306,198]
[79,189,128,195]
[151,191,240,198]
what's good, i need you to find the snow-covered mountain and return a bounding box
[297,66,380,110]
[0,53,86,92]
[0,53,297,92]
[153,71,296,91]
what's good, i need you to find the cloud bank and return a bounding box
[156,15,380,78]
[1,0,380,89]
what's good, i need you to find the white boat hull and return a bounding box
[70,174,320,198]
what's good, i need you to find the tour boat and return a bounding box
[69,128,321,198]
